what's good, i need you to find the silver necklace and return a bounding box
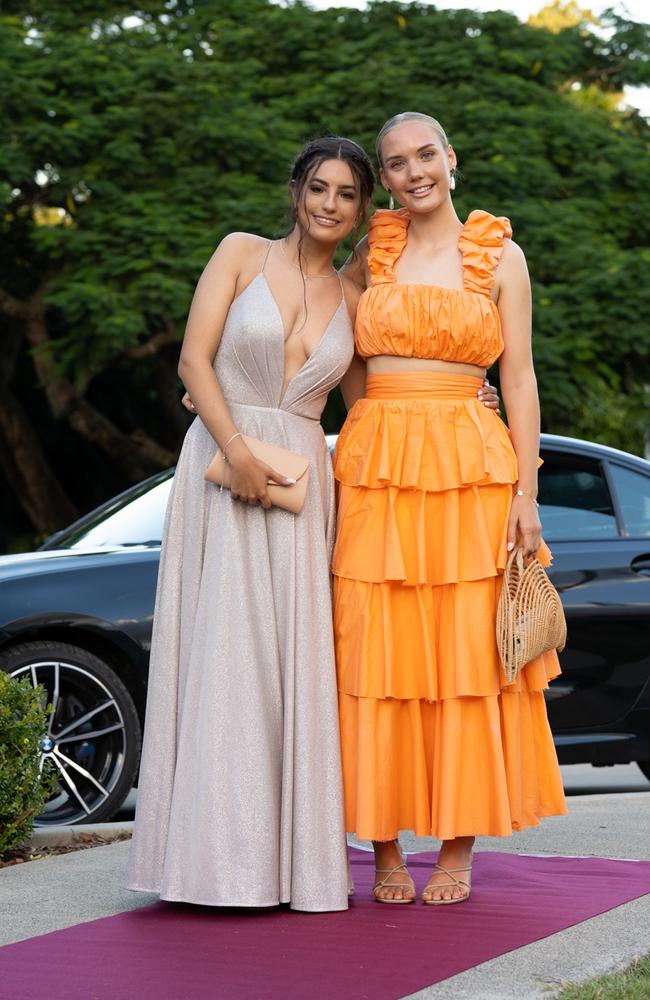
[279,240,337,279]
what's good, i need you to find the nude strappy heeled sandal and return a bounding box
[373,858,415,904]
[422,863,472,906]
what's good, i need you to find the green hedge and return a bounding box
[0,671,53,854]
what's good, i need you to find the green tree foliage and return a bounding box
[0,1,649,546]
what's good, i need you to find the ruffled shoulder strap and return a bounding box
[458,210,512,296]
[366,209,410,284]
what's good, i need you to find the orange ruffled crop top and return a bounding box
[355,208,512,368]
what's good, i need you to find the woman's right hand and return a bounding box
[227,439,295,509]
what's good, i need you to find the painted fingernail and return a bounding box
[507,542,514,551]
[286,478,297,485]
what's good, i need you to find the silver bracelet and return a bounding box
[221,431,242,463]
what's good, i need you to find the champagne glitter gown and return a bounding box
[127,262,353,911]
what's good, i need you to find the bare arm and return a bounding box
[337,272,367,410]
[340,353,367,410]
[496,240,542,556]
[177,232,246,448]
[178,233,292,507]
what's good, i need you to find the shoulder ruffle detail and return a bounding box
[459,210,512,296]
[367,209,410,283]
[463,209,512,245]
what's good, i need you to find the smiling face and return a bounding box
[293,158,361,244]
[379,120,456,214]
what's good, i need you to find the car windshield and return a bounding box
[43,472,174,551]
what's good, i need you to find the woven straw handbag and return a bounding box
[496,546,567,683]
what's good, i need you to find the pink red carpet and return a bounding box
[1,848,650,999]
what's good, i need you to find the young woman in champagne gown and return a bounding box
[127,135,501,911]
[332,113,567,905]
[127,138,372,911]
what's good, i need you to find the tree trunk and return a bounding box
[1,289,176,492]
[152,353,190,450]
[66,398,175,479]
[0,389,79,535]
[23,315,175,480]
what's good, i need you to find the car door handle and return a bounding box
[630,554,650,576]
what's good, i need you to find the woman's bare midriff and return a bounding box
[366,356,486,378]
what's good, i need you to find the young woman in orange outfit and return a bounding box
[333,112,567,905]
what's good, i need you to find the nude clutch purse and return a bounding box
[204,435,310,513]
[496,546,567,683]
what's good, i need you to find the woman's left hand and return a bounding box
[507,493,541,559]
[478,378,500,411]
[181,392,197,413]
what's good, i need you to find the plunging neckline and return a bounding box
[257,272,345,403]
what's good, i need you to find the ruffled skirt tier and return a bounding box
[332,372,566,842]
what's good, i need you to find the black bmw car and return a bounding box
[1,433,649,825]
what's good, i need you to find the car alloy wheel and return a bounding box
[3,641,141,826]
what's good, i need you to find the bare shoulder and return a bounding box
[340,273,364,322]
[222,231,269,251]
[200,232,269,290]
[340,235,370,291]
[354,233,370,261]
[500,237,528,273]
[352,234,370,274]
[210,231,269,266]
[494,237,530,296]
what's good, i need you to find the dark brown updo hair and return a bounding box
[288,136,375,256]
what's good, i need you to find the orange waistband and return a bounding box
[365,372,484,400]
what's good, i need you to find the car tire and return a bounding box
[1,641,141,826]
[637,760,650,783]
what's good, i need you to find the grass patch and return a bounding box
[555,954,650,999]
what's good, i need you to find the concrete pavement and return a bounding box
[1,787,649,999]
[401,792,650,999]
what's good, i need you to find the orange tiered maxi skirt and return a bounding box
[332,372,567,842]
